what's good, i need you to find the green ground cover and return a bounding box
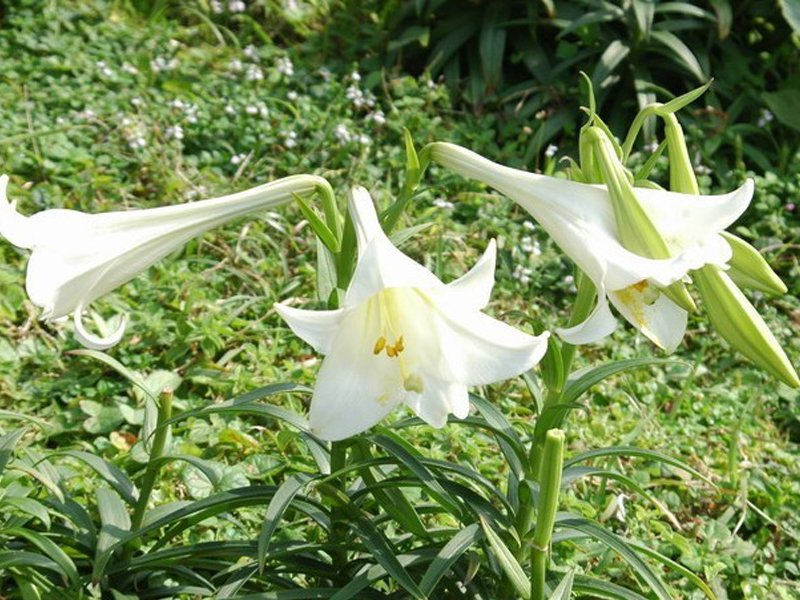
[0,1,798,598]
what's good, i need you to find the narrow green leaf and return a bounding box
[650,30,706,81]
[4,527,79,586]
[564,445,714,487]
[94,488,131,581]
[561,358,684,405]
[350,516,426,600]
[0,429,27,476]
[628,539,717,600]
[419,523,482,595]
[259,473,315,570]
[293,192,341,254]
[593,40,630,89]
[372,434,462,517]
[572,575,651,600]
[480,516,530,599]
[57,450,138,505]
[549,568,576,600]
[68,349,156,402]
[557,517,671,600]
[2,497,51,529]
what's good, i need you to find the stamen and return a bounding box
[395,336,404,352]
[373,336,386,354]
[386,346,398,358]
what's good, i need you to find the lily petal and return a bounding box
[404,376,469,428]
[344,190,443,306]
[433,298,550,385]
[609,284,687,352]
[308,305,404,441]
[274,303,347,354]
[442,239,497,310]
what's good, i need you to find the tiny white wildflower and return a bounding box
[757,109,774,128]
[287,90,298,101]
[245,105,258,115]
[276,57,294,77]
[230,153,247,165]
[165,125,184,141]
[150,56,178,73]
[645,139,659,153]
[243,45,258,60]
[281,130,298,148]
[523,220,536,231]
[358,134,371,146]
[432,198,455,209]
[366,109,386,126]
[228,59,244,72]
[246,64,264,81]
[168,39,181,50]
[130,97,144,107]
[122,63,139,75]
[225,104,236,115]
[210,0,223,13]
[228,0,246,12]
[334,123,351,144]
[350,70,361,82]
[544,144,558,158]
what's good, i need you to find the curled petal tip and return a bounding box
[73,307,128,350]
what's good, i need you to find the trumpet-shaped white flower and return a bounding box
[430,142,754,352]
[276,187,548,441]
[0,174,327,349]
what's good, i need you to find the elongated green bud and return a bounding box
[694,266,799,388]
[531,429,565,600]
[587,126,696,312]
[662,113,798,387]
[663,113,699,195]
[722,232,788,295]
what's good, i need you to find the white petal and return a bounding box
[556,292,618,345]
[609,285,687,353]
[274,303,346,355]
[73,306,127,350]
[442,239,497,310]
[403,376,469,428]
[431,298,549,385]
[344,235,444,307]
[635,180,753,254]
[348,187,383,254]
[308,304,405,441]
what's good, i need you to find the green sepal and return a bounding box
[292,192,341,254]
[721,232,787,295]
[694,265,799,388]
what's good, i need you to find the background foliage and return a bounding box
[0,0,798,598]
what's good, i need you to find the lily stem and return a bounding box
[531,429,565,600]
[125,390,173,559]
[329,440,349,574]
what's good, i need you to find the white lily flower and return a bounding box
[430,142,754,352]
[0,174,327,349]
[276,187,548,441]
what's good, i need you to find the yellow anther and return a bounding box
[395,336,404,352]
[632,280,648,292]
[403,373,424,393]
[386,345,398,358]
[373,336,386,355]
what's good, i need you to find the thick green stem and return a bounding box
[328,441,349,573]
[531,429,565,600]
[125,391,173,557]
